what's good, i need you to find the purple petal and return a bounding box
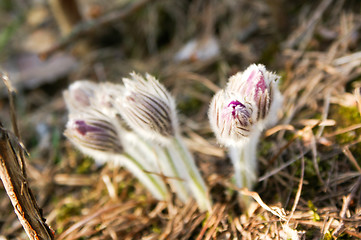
[254,72,266,100]
[75,120,102,135]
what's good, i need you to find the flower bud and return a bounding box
[227,64,282,125]
[64,115,122,164]
[209,90,256,146]
[117,73,178,144]
[63,81,97,113]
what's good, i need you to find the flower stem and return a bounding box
[169,134,212,212]
[161,146,190,203]
[121,153,168,200]
[229,130,261,206]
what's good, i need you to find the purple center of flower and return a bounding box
[228,101,246,117]
[75,120,101,135]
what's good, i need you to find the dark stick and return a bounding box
[0,73,54,240]
[1,73,27,177]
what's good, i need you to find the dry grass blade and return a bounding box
[239,188,287,221]
[57,202,137,240]
[175,72,221,93]
[332,177,361,237]
[286,142,305,225]
[324,123,361,137]
[284,0,333,49]
[258,155,299,182]
[264,124,295,137]
[203,204,227,240]
[196,203,220,240]
[343,146,361,174]
[310,132,324,185]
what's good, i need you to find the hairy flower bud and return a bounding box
[117,73,178,144]
[227,64,282,126]
[65,115,122,164]
[63,81,97,113]
[209,90,256,146]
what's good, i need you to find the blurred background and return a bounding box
[0,0,361,239]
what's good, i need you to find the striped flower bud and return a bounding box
[209,90,256,146]
[117,73,178,144]
[227,64,282,126]
[64,115,122,164]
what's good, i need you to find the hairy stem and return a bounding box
[168,134,211,211]
[229,130,261,206]
[121,153,168,200]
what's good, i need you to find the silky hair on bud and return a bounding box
[117,73,179,144]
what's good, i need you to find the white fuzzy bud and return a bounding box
[116,73,179,144]
[64,115,122,164]
[63,81,97,113]
[227,64,282,128]
[209,90,256,146]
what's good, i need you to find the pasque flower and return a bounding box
[226,64,283,128]
[63,81,97,113]
[64,81,169,200]
[115,73,211,211]
[116,73,178,144]
[64,114,123,164]
[63,75,212,211]
[209,64,283,203]
[209,90,256,147]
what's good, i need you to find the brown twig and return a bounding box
[0,73,54,240]
[40,0,154,59]
[1,73,26,177]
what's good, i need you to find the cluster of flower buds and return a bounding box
[209,64,283,193]
[64,73,211,211]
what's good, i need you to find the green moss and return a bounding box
[56,202,82,223]
[259,140,273,156]
[304,157,317,178]
[295,157,318,181]
[176,83,208,116]
[177,96,202,116]
[331,105,361,144]
[307,200,320,221]
[323,231,333,240]
[328,105,361,162]
[76,156,94,174]
[152,224,162,234]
